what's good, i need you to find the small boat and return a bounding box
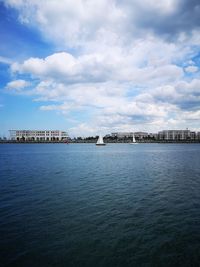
[130,133,137,144]
[96,134,106,146]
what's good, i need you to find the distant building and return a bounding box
[149,133,158,139]
[109,129,200,141]
[111,132,133,138]
[111,132,149,139]
[190,131,196,140]
[9,130,68,141]
[134,132,148,139]
[158,130,192,140]
[104,134,111,138]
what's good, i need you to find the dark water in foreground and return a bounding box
[0,144,200,267]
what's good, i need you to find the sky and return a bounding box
[0,0,200,137]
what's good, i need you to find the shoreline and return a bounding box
[0,140,200,144]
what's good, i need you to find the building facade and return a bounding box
[158,130,193,140]
[109,130,200,141]
[9,130,68,141]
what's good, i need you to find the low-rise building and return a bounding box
[110,129,199,141]
[104,134,111,138]
[149,133,158,139]
[9,130,68,141]
[196,133,200,140]
[158,130,191,140]
[134,132,149,139]
[111,132,149,139]
[190,131,196,140]
[111,132,134,138]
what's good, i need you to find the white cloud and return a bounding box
[185,65,198,73]
[182,110,200,120]
[6,79,30,90]
[6,0,124,49]
[11,44,184,85]
[0,56,12,65]
[6,0,199,48]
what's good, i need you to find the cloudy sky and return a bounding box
[0,0,200,137]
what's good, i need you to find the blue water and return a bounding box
[0,143,200,267]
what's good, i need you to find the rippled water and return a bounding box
[0,143,200,266]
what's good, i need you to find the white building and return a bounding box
[9,130,68,141]
[158,130,192,140]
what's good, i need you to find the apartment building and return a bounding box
[158,130,192,140]
[9,130,68,141]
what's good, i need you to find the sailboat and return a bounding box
[130,133,137,144]
[96,134,106,146]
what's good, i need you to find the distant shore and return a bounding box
[0,140,200,144]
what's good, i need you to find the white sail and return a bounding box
[132,133,136,143]
[130,133,137,144]
[96,134,105,145]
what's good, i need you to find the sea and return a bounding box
[0,143,200,267]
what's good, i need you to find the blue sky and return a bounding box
[0,0,200,137]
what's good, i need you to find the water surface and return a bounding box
[0,144,200,266]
